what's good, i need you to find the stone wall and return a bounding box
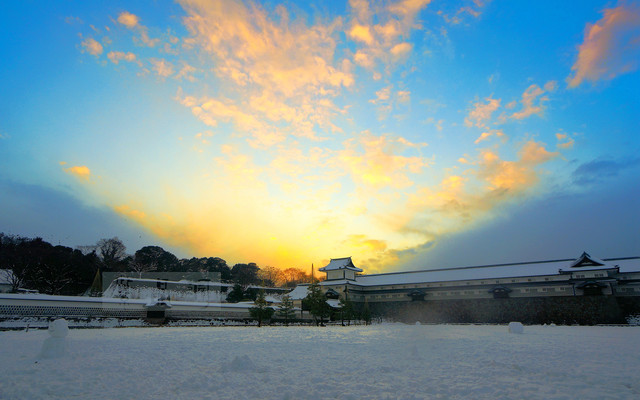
[369,296,640,325]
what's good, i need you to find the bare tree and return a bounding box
[97,237,127,271]
[281,267,308,288]
[1,267,26,292]
[130,260,158,279]
[257,266,283,287]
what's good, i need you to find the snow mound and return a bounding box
[508,322,524,334]
[220,355,264,373]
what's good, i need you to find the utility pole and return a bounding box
[310,263,314,283]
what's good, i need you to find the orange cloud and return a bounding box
[556,132,575,149]
[114,204,146,222]
[175,0,354,148]
[81,38,103,56]
[117,10,159,47]
[349,24,375,44]
[344,234,388,253]
[347,0,431,73]
[568,3,640,88]
[403,139,559,248]
[150,58,174,77]
[64,165,91,181]
[474,129,504,144]
[510,81,556,120]
[390,42,413,57]
[339,131,430,189]
[180,0,353,97]
[175,63,197,82]
[107,51,138,65]
[518,140,558,164]
[438,0,487,25]
[465,97,500,128]
[117,11,139,28]
[397,90,411,104]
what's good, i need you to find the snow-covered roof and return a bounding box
[326,299,341,308]
[287,284,310,300]
[323,256,640,287]
[318,257,363,272]
[0,269,14,285]
[265,295,281,303]
[568,252,608,268]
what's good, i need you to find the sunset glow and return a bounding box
[1,0,638,272]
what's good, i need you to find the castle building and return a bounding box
[315,253,640,324]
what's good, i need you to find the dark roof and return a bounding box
[569,252,607,268]
[319,257,363,272]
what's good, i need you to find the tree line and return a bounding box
[0,233,318,296]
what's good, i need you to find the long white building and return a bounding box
[314,252,640,324]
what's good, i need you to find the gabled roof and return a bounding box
[318,257,363,272]
[287,284,310,300]
[569,252,607,268]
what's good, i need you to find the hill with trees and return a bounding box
[0,232,318,296]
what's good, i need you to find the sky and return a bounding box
[0,0,639,273]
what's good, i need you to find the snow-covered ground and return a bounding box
[0,324,639,399]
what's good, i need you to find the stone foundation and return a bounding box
[368,296,640,325]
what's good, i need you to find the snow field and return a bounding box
[0,324,639,399]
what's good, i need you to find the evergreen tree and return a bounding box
[249,290,274,327]
[277,295,296,326]
[361,299,372,325]
[243,287,259,301]
[304,282,331,326]
[226,283,245,303]
[339,296,355,326]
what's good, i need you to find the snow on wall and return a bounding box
[103,284,227,303]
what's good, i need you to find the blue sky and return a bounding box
[0,0,638,272]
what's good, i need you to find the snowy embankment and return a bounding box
[1,324,639,399]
